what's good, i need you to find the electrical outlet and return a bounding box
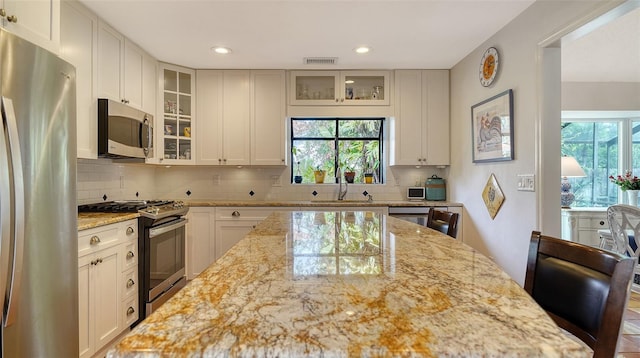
[271,175,281,187]
[517,174,535,191]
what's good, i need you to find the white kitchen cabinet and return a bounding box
[0,0,59,53]
[78,241,120,358]
[289,71,390,106]
[78,219,138,358]
[186,207,216,280]
[60,0,97,159]
[96,20,123,104]
[214,207,275,260]
[159,63,195,164]
[561,207,608,247]
[251,70,286,166]
[196,70,285,166]
[390,70,450,166]
[221,70,251,165]
[97,20,156,112]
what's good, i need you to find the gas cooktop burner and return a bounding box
[78,200,188,219]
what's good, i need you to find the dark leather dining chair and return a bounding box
[426,209,459,238]
[524,231,635,358]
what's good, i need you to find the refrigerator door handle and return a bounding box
[0,97,12,327]
[1,97,25,327]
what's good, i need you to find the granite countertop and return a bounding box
[78,200,461,231]
[108,211,589,357]
[186,199,461,207]
[78,212,140,231]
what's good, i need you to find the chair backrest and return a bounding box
[607,204,640,257]
[427,209,459,238]
[524,231,635,358]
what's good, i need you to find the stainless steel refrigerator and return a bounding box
[0,28,78,356]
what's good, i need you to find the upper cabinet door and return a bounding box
[391,70,450,166]
[60,1,98,159]
[2,0,60,53]
[251,70,286,166]
[97,20,123,102]
[289,70,390,106]
[123,39,144,110]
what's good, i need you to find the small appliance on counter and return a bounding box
[407,187,426,201]
[426,175,446,201]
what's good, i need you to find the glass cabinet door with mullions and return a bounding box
[161,65,194,163]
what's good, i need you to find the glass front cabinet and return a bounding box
[159,63,195,164]
[289,71,390,106]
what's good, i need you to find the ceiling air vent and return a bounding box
[303,57,338,65]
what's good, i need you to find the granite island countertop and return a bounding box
[108,211,590,357]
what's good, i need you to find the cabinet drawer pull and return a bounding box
[126,307,135,316]
[127,251,135,259]
[89,236,101,245]
[126,227,135,235]
[127,279,135,288]
[232,211,240,217]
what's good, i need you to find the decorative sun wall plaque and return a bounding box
[482,173,505,219]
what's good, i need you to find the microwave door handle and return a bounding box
[143,116,151,157]
[1,97,25,327]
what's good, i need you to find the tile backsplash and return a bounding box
[77,159,448,204]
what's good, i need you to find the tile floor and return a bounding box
[620,291,640,357]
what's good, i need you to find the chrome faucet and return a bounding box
[337,167,348,200]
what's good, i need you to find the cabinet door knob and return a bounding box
[126,227,135,235]
[127,307,135,316]
[90,236,101,245]
[127,279,135,288]
[6,15,16,23]
[600,221,605,226]
[232,211,240,217]
[0,9,6,17]
[127,251,135,259]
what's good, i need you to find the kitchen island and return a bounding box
[108,211,590,357]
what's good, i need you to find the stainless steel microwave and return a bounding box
[98,98,153,159]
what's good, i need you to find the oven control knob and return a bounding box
[146,207,159,215]
[173,201,184,208]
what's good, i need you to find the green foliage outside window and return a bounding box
[291,118,383,184]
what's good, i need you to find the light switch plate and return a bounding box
[517,174,535,191]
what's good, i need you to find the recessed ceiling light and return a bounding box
[354,46,371,54]
[211,46,232,54]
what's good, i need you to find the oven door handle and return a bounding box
[149,218,188,238]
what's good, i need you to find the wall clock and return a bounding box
[479,47,499,87]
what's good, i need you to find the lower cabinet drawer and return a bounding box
[122,296,139,327]
[122,267,138,300]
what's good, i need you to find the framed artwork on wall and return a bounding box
[471,89,514,163]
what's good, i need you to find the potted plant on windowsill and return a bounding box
[294,161,303,183]
[314,166,326,183]
[344,168,356,183]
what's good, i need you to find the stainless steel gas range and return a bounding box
[78,200,189,326]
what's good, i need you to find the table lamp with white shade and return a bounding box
[561,156,586,208]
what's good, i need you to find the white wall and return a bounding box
[562,82,640,110]
[448,0,622,284]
